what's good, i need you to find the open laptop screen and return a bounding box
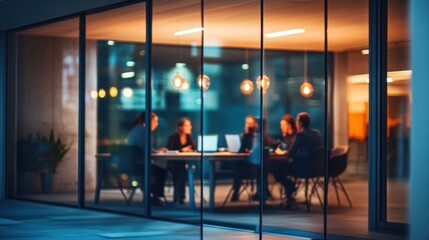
[197,135,218,152]
[225,134,241,153]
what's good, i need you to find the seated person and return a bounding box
[127,112,168,205]
[282,112,323,208]
[271,114,297,199]
[166,117,196,205]
[231,115,271,202]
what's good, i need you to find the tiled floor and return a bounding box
[0,200,304,240]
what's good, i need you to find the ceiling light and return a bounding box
[387,77,393,83]
[122,87,133,98]
[174,27,205,36]
[109,87,118,97]
[361,49,369,55]
[126,61,135,67]
[176,62,186,68]
[90,90,98,99]
[242,64,249,70]
[98,89,106,98]
[121,72,135,79]
[265,29,305,38]
[107,40,115,46]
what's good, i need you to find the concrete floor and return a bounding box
[0,200,304,240]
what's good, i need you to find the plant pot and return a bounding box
[41,172,53,193]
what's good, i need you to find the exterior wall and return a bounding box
[0,0,127,30]
[410,0,429,238]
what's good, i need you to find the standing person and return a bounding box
[167,117,196,205]
[127,112,168,205]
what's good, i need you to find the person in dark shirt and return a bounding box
[231,115,264,202]
[166,117,196,204]
[272,114,297,198]
[127,112,167,205]
[282,112,323,208]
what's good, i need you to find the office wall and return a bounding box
[410,0,429,238]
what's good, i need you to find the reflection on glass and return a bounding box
[151,0,201,230]
[327,0,370,238]
[202,0,262,233]
[387,0,410,224]
[84,2,148,215]
[263,0,325,236]
[9,18,79,205]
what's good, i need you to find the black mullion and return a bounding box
[323,0,329,238]
[78,14,86,208]
[144,0,153,217]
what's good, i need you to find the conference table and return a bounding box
[151,151,249,211]
[95,151,287,211]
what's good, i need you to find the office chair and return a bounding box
[328,146,352,208]
[291,147,325,212]
[107,145,144,206]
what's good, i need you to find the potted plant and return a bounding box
[16,134,40,194]
[36,129,71,193]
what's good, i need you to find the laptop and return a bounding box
[225,134,241,153]
[197,135,218,152]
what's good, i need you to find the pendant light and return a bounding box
[240,79,254,95]
[172,21,188,90]
[172,72,186,89]
[256,75,270,94]
[197,74,210,90]
[240,49,254,95]
[300,51,314,97]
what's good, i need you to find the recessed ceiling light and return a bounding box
[265,28,305,38]
[174,27,205,36]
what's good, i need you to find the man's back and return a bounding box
[288,128,322,158]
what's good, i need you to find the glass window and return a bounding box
[386,0,410,224]
[263,0,326,236]
[151,0,202,230]
[84,2,148,215]
[8,18,80,205]
[202,0,262,232]
[327,0,370,237]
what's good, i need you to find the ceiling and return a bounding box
[19,0,409,52]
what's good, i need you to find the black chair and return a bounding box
[292,147,325,212]
[328,146,352,208]
[106,145,144,206]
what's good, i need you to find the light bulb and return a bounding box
[300,81,314,97]
[172,72,186,89]
[197,74,210,90]
[181,80,190,90]
[240,79,254,95]
[122,87,133,98]
[256,75,270,93]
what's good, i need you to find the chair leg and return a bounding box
[310,178,323,208]
[336,177,353,208]
[332,178,342,207]
[305,179,310,212]
[127,187,137,206]
[222,186,234,207]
